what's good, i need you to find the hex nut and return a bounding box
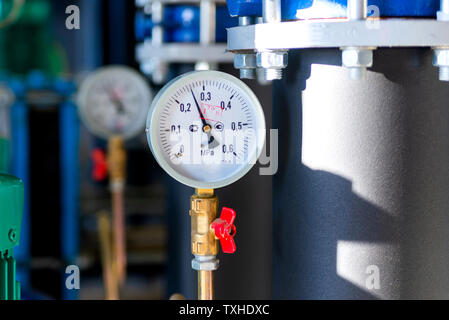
[342,49,373,68]
[191,258,219,271]
[234,53,257,69]
[256,51,288,69]
[433,49,449,67]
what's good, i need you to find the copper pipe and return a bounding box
[108,136,127,286]
[198,270,214,300]
[97,212,119,300]
[112,187,126,286]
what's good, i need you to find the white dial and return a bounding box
[146,71,266,189]
[78,66,153,140]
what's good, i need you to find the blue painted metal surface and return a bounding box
[217,6,238,41]
[59,101,79,300]
[135,6,200,42]
[226,0,440,20]
[168,6,200,42]
[25,71,75,97]
[135,5,237,42]
[10,100,30,287]
[135,11,154,41]
[7,73,79,299]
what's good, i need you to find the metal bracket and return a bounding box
[136,43,233,63]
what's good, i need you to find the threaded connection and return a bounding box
[439,66,449,82]
[264,68,283,81]
[240,69,256,79]
[348,67,367,80]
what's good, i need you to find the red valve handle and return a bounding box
[211,207,237,254]
[92,148,108,182]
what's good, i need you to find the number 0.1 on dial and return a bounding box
[146,71,266,189]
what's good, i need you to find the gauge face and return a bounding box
[77,66,153,140]
[147,71,266,189]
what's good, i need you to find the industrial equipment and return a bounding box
[78,66,153,140]
[224,0,449,299]
[4,0,449,303]
[146,70,265,299]
[0,84,14,173]
[0,72,79,300]
[0,173,23,300]
[135,0,237,83]
[77,65,153,298]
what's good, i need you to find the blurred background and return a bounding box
[0,0,272,300]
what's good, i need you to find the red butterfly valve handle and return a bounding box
[211,207,237,254]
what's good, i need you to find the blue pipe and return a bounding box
[10,101,30,287]
[59,101,80,300]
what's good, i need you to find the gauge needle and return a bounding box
[190,88,219,149]
[114,99,126,114]
[108,91,126,114]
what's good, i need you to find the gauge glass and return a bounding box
[78,66,152,140]
[146,70,266,189]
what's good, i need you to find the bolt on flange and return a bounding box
[433,48,449,82]
[234,16,257,80]
[234,52,257,80]
[341,47,375,80]
[433,0,449,82]
[256,50,288,81]
[341,0,374,80]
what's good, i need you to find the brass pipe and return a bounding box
[111,187,126,286]
[169,293,186,300]
[97,211,119,300]
[107,136,127,286]
[198,270,214,300]
[190,188,218,300]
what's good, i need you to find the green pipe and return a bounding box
[15,280,20,300]
[7,256,15,300]
[0,257,7,300]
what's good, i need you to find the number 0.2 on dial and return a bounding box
[146,71,266,189]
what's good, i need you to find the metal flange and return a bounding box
[227,19,449,51]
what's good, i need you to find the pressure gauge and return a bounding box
[78,66,153,140]
[146,71,266,189]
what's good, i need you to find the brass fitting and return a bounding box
[107,136,126,185]
[190,189,218,258]
[190,188,219,300]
